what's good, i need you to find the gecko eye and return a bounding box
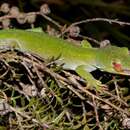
[112,61,123,72]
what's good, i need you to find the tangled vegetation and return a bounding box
[0,1,130,130]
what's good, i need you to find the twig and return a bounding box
[33,61,86,100]
[66,78,85,100]
[92,96,103,130]
[76,84,129,116]
[71,18,130,26]
[103,90,129,107]
[15,112,24,130]
[53,72,129,116]
[40,13,62,28]
[78,34,100,45]
[62,18,130,35]
[62,70,130,115]
[0,11,62,29]
[114,80,120,100]
[10,105,49,128]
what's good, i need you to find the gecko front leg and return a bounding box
[76,65,105,91]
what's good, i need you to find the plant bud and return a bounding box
[10,6,20,17]
[0,3,10,13]
[16,13,26,24]
[69,26,80,37]
[40,4,51,15]
[26,14,36,24]
[2,19,10,29]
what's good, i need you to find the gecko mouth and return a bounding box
[122,69,130,75]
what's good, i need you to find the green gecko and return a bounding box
[0,29,130,90]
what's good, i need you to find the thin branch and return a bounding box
[62,18,130,35]
[78,34,100,45]
[0,11,62,29]
[92,96,103,130]
[71,18,130,26]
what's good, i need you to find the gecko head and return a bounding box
[111,56,130,75]
[98,45,130,75]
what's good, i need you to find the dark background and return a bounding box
[0,0,130,47]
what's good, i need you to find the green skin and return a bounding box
[0,29,130,89]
